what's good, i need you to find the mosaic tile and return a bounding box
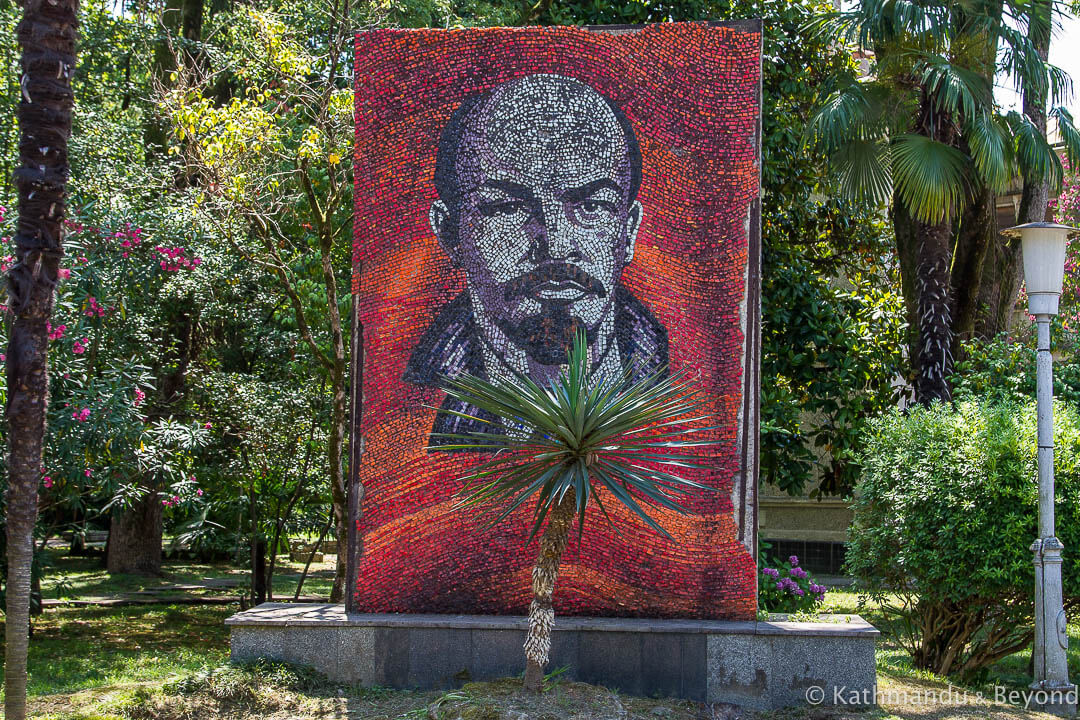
[351,22,761,620]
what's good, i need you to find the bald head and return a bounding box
[433,74,642,240]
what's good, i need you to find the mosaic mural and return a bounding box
[351,22,762,620]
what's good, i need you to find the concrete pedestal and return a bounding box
[226,604,878,710]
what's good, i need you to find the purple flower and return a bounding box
[790,567,807,579]
[795,588,804,596]
[776,582,783,590]
[763,567,779,578]
[789,555,799,567]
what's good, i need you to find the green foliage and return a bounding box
[848,399,1080,680]
[952,327,1080,409]
[433,333,717,538]
[808,0,1080,223]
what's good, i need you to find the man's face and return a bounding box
[431,75,642,366]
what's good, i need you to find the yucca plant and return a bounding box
[430,332,718,693]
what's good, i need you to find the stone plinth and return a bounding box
[226,604,878,710]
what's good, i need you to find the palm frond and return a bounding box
[916,56,991,121]
[890,133,972,223]
[998,22,1072,106]
[430,331,718,541]
[1051,106,1080,171]
[805,1,953,51]
[1007,110,1064,189]
[964,111,1014,192]
[831,137,893,206]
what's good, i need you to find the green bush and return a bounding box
[848,399,1080,681]
[952,328,1080,408]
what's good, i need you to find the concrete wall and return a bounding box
[227,603,878,711]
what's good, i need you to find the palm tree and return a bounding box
[431,332,718,693]
[806,0,1080,405]
[5,2,78,719]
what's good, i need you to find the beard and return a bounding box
[496,302,598,366]
[493,263,608,365]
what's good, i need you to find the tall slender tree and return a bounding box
[808,0,1080,405]
[5,1,78,718]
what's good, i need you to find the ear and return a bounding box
[623,200,642,265]
[430,200,459,265]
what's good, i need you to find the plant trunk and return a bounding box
[5,3,77,719]
[320,229,349,604]
[106,491,163,575]
[252,538,267,604]
[523,494,576,693]
[949,184,996,359]
[913,218,955,405]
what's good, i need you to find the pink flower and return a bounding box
[196,488,204,497]
[72,407,90,422]
[84,297,106,318]
[57,268,70,280]
[134,387,145,407]
[72,341,85,355]
[204,422,212,429]
[84,468,92,477]
[0,354,5,362]
[42,476,52,488]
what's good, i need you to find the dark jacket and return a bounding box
[403,285,669,447]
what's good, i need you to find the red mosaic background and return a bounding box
[352,22,760,620]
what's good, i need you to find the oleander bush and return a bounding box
[848,399,1080,681]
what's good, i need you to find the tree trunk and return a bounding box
[894,200,921,370]
[523,494,576,693]
[252,538,267,604]
[914,218,955,405]
[949,184,996,358]
[319,214,349,604]
[106,492,163,575]
[5,3,77,719]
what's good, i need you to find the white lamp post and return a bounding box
[1005,222,1078,717]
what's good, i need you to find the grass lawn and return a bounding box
[2,559,1078,719]
[37,547,336,601]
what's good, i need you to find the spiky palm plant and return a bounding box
[430,332,717,693]
[806,0,1080,406]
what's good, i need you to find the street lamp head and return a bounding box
[1003,222,1079,317]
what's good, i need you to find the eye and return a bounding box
[478,200,528,218]
[571,198,617,222]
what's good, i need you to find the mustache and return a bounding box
[502,263,607,302]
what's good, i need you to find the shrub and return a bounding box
[848,399,1080,681]
[758,554,827,614]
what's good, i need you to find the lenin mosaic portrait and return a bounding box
[352,23,762,620]
[403,74,669,444]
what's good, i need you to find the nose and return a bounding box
[526,200,584,264]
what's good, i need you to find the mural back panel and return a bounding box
[352,22,761,620]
